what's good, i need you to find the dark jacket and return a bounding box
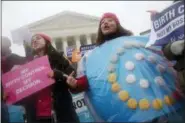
[1,53,27,73]
[36,44,79,123]
[1,53,38,123]
[1,53,27,123]
[1,53,27,101]
[162,42,185,93]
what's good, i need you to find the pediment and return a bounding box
[28,11,100,30]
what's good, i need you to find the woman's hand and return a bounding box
[47,70,77,88]
[66,71,77,89]
[48,70,54,78]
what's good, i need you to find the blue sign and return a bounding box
[66,46,76,58]
[150,1,184,46]
[80,44,96,56]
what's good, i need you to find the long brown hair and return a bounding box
[32,39,56,57]
[96,23,133,46]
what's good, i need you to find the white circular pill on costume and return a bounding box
[148,56,157,64]
[108,64,116,72]
[140,79,149,88]
[135,53,145,60]
[156,64,166,73]
[126,74,136,84]
[117,47,125,55]
[111,55,118,63]
[155,76,165,86]
[125,61,135,71]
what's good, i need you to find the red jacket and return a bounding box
[35,76,88,118]
[70,76,89,93]
[36,87,52,118]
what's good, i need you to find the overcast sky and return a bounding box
[2,1,172,56]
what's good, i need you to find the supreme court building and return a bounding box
[26,11,100,55]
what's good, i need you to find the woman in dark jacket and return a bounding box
[31,33,79,123]
[1,36,28,123]
[1,36,39,123]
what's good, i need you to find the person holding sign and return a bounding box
[66,12,185,122]
[148,0,185,95]
[31,33,79,123]
[162,0,185,95]
[163,39,185,93]
[1,36,31,123]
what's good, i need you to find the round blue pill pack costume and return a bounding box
[82,36,184,122]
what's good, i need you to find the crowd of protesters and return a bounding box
[1,2,184,123]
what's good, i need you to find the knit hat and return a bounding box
[34,33,52,43]
[100,12,120,24]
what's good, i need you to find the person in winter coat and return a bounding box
[147,5,185,94]
[1,36,27,123]
[1,36,27,73]
[1,36,37,123]
[66,12,185,122]
[30,33,80,123]
[162,0,184,94]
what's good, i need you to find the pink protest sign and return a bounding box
[2,55,55,104]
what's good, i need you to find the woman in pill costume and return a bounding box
[67,13,185,122]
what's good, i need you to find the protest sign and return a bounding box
[11,26,33,45]
[72,93,94,122]
[2,56,54,104]
[146,1,184,47]
[73,93,87,113]
[80,44,96,56]
[66,45,76,58]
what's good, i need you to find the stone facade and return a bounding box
[27,11,100,55]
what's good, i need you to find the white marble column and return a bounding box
[62,37,68,56]
[86,34,92,45]
[75,35,81,49]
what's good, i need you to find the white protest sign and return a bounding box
[11,26,33,45]
[146,1,184,47]
[72,92,88,113]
